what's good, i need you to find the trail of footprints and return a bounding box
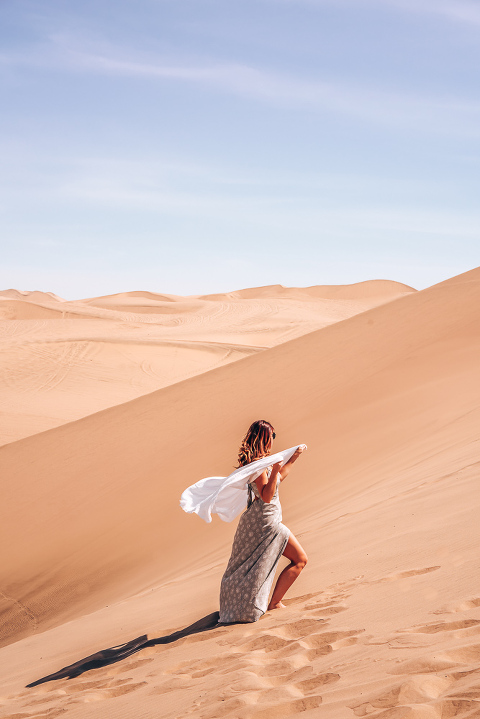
[156,586,362,719]
[351,605,480,718]
[3,587,356,719]
[5,566,480,719]
[348,566,480,718]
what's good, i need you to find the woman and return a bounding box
[219,420,307,624]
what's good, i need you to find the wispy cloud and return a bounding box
[3,34,479,138]
[276,0,480,26]
[74,52,480,136]
[388,0,480,26]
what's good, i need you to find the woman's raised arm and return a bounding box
[278,445,306,482]
[255,445,306,502]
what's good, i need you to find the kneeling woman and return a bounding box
[219,420,307,623]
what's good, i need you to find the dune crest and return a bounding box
[0,289,66,302]
[198,278,416,301]
[0,281,411,445]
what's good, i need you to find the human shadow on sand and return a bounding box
[26,611,221,688]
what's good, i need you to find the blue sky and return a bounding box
[1,0,479,298]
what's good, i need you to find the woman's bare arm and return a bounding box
[254,446,306,502]
[278,445,305,482]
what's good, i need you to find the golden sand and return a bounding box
[1,271,479,719]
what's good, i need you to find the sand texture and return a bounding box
[1,270,480,719]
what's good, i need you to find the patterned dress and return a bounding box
[219,472,290,623]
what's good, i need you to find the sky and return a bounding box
[1,0,479,298]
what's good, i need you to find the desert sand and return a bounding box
[1,269,479,719]
[0,281,411,446]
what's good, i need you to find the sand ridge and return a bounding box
[0,281,413,445]
[0,269,479,718]
[198,278,415,301]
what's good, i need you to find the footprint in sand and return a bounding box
[10,674,149,718]
[368,566,441,586]
[431,597,480,615]
[150,676,193,695]
[166,652,249,679]
[434,697,480,717]
[303,600,349,617]
[16,710,67,719]
[350,674,454,716]
[441,644,480,665]
[75,681,148,702]
[248,695,323,719]
[400,619,480,635]
[264,665,339,689]
[364,628,480,719]
[351,674,480,719]
[235,634,298,654]
[303,629,361,651]
[192,693,324,719]
[243,618,327,643]
[282,593,318,606]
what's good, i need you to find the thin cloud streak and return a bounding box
[1,34,480,136]
[75,51,480,136]
[278,0,480,26]
[388,0,480,26]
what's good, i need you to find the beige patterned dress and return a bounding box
[219,472,290,623]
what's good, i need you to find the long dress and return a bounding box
[219,472,290,623]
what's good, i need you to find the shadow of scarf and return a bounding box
[26,611,220,688]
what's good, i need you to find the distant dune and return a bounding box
[0,289,66,303]
[0,281,412,445]
[200,279,416,301]
[1,270,479,719]
[80,290,183,308]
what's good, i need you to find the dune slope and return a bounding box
[0,269,477,637]
[0,269,479,718]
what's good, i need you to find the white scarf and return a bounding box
[180,445,306,523]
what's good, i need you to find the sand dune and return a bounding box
[0,289,65,303]
[0,269,479,719]
[200,278,415,301]
[0,316,256,446]
[82,290,182,304]
[0,282,411,445]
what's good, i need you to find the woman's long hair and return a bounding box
[237,420,275,467]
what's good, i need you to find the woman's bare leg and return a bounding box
[267,532,308,610]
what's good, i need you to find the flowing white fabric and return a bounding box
[180,444,306,523]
